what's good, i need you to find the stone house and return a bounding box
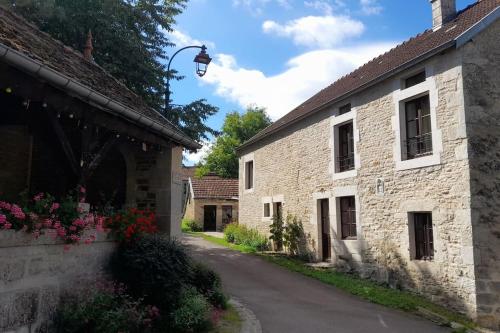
[184,174,238,231]
[237,0,500,329]
[0,7,200,235]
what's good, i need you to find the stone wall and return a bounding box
[184,198,239,231]
[462,19,500,330]
[238,45,478,317]
[0,231,116,333]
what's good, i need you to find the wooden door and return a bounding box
[203,205,217,231]
[320,199,331,261]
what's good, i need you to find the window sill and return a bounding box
[396,153,440,171]
[333,169,357,180]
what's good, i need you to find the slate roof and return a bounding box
[0,6,199,149]
[191,175,239,200]
[239,0,500,151]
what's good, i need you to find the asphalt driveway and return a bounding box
[183,235,451,333]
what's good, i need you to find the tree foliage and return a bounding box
[196,107,272,178]
[4,0,218,142]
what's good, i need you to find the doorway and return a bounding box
[204,205,217,231]
[320,198,331,261]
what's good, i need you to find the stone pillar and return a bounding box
[153,145,183,237]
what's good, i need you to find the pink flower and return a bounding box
[84,238,93,245]
[35,223,42,230]
[80,187,86,194]
[57,228,66,237]
[4,223,12,230]
[0,201,11,210]
[33,193,44,201]
[0,214,6,224]
[49,202,60,213]
[10,205,25,220]
[53,222,61,229]
[69,226,77,231]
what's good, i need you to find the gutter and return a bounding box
[0,43,201,150]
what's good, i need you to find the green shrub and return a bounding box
[223,223,268,251]
[283,214,304,256]
[110,235,192,314]
[172,287,211,332]
[190,262,227,309]
[223,223,239,243]
[54,283,159,333]
[182,218,202,232]
[269,213,284,251]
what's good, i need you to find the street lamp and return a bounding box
[165,45,212,113]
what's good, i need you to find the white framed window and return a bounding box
[263,203,271,217]
[392,67,442,171]
[242,153,255,193]
[330,103,360,180]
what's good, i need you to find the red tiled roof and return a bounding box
[191,175,239,200]
[0,6,198,149]
[238,0,500,151]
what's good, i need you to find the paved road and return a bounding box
[183,235,452,333]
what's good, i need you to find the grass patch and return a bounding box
[187,231,476,331]
[210,304,242,333]
[188,232,259,253]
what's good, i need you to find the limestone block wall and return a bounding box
[239,46,477,316]
[122,144,184,237]
[462,19,500,329]
[186,198,239,231]
[0,231,116,333]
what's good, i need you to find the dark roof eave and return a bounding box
[236,40,457,155]
[0,42,201,150]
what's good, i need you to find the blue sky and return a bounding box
[170,0,476,164]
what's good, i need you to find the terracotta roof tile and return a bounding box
[239,0,500,150]
[191,175,239,200]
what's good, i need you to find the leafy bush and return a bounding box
[172,287,211,332]
[269,213,284,251]
[54,281,159,333]
[190,262,227,309]
[283,214,304,256]
[182,218,202,232]
[223,223,268,251]
[110,235,192,314]
[223,223,238,243]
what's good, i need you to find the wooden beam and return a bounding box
[47,109,80,176]
[81,136,120,183]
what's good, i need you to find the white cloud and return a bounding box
[304,1,333,15]
[200,42,396,120]
[184,140,212,165]
[232,0,292,15]
[169,29,215,49]
[262,15,365,48]
[360,0,382,15]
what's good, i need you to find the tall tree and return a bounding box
[3,0,218,142]
[197,107,272,178]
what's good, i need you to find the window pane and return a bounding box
[264,203,270,217]
[340,196,356,239]
[414,213,433,260]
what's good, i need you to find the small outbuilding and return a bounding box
[184,173,238,231]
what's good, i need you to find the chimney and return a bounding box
[83,30,93,61]
[430,0,457,31]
